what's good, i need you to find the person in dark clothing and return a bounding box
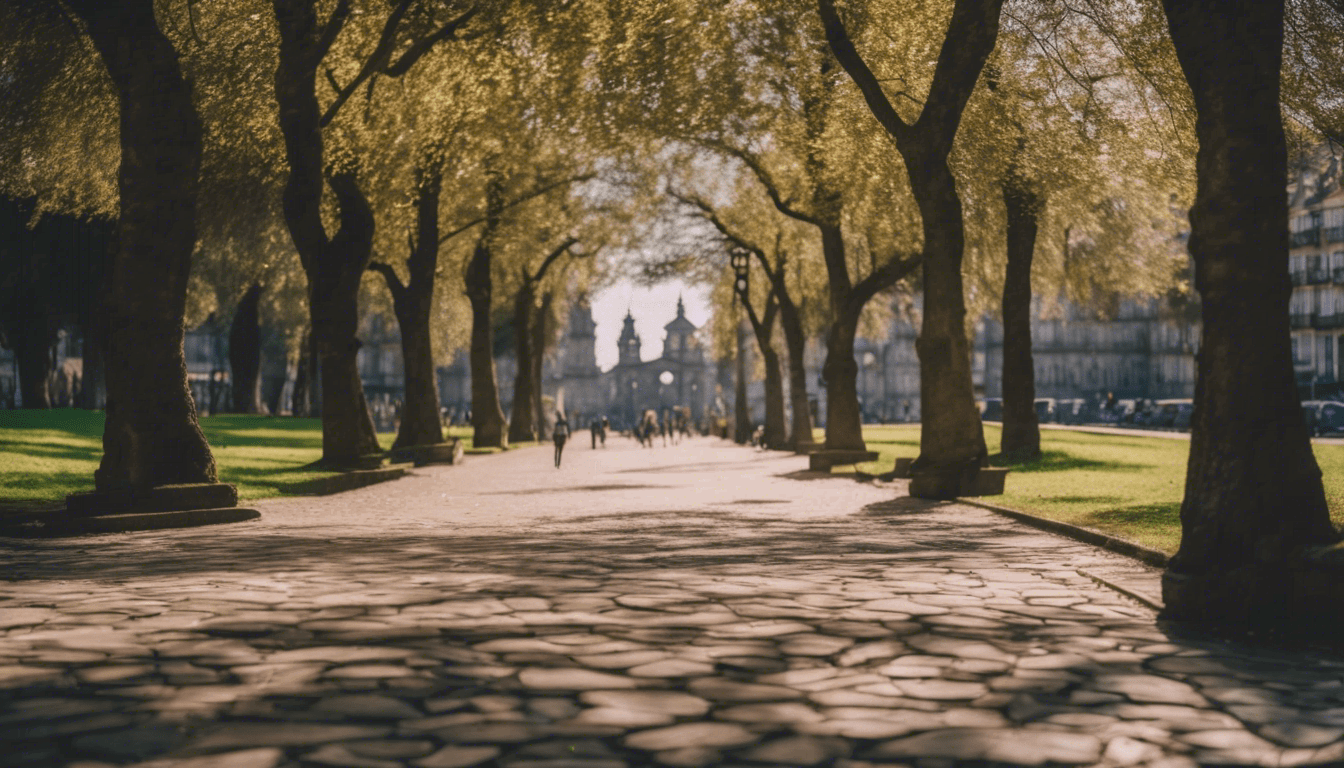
[590,419,602,449]
[600,416,608,447]
[553,412,570,468]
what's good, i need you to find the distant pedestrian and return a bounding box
[590,419,602,449]
[600,416,609,447]
[553,412,570,468]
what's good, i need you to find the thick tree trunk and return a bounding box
[229,283,263,414]
[907,150,988,497]
[70,0,216,491]
[999,176,1041,461]
[1160,0,1340,625]
[532,292,550,439]
[509,283,538,443]
[822,309,865,451]
[734,320,751,443]
[760,344,787,450]
[14,318,53,409]
[273,0,381,467]
[818,223,866,451]
[292,328,313,417]
[465,240,507,449]
[776,292,814,451]
[393,297,443,449]
[384,168,446,450]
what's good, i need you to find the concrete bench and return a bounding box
[809,450,880,471]
[389,438,464,467]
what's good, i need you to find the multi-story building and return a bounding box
[977,294,1200,405]
[1289,150,1344,399]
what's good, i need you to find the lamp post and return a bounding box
[730,247,752,444]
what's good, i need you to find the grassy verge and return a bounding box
[0,410,403,503]
[846,423,1344,554]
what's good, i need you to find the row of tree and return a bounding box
[2,0,1342,628]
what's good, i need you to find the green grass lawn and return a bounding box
[0,410,401,503]
[849,423,1344,554]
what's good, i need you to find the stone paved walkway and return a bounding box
[2,438,1343,768]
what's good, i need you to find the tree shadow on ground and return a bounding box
[485,484,669,496]
[990,449,1150,473]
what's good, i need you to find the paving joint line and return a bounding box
[1074,566,1163,611]
[957,497,1169,566]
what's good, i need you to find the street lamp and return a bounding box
[729,246,750,299]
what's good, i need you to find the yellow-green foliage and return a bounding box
[852,424,1344,555]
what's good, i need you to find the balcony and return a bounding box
[1291,312,1313,329]
[1309,268,1332,285]
[1335,267,1344,284]
[1292,228,1321,247]
[1315,313,1344,330]
[1325,226,1344,244]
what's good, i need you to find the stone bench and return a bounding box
[809,450,880,472]
[389,439,464,467]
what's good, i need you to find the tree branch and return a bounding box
[529,236,580,284]
[315,0,351,61]
[368,260,407,302]
[438,173,596,245]
[817,0,911,144]
[384,5,480,76]
[703,141,821,226]
[849,251,922,315]
[319,0,414,127]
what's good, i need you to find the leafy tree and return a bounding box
[1157,0,1341,626]
[269,0,480,468]
[61,0,217,492]
[820,0,1003,496]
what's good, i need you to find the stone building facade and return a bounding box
[1288,149,1344,399]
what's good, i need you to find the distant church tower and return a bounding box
[562,294,599,377]
[618,310,642,365]
[662,295,698,363]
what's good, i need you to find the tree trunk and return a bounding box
[229,283,264,414]
[760,343,787,450]
[14,317,53,409]
[812,220,865,451]
[292,328,312,417]
[906,149,988,498]
[532,292,550,439]
[69,0,216,492]
[776,289,814,451]
[509,282,538,443]
[734,319,751,443]
[273,0,381,468]
[465,238,508,449]
[999,175,1041,461]
[384,168,446,450]
[822,310,865,451]
[1160,0,1340,625]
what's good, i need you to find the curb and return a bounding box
[0,507,261,539]
[1075,567,1163,611]
[956,497,1171,569]
[280,466,409,496]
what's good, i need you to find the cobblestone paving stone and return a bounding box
[2,439,1343,767]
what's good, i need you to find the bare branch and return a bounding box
[315,0,351,61]
[368,260,407,301]
[817,0,911,144]
[384,5,480,76]
[849,251,921,315]
[438,173,596,246]
[529,237,580,284]
[320,0,414,127]
[701,140,820,226]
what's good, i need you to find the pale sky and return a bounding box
[589,278,710,372]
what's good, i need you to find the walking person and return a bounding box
[553,412,570,468]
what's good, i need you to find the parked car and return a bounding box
[981,398,1003,421]
[1130,400,1160,427]
[1302,400,1344,435]
[1172,401,1194,430]
[1153,399,1193,429]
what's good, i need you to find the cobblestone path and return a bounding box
[2,438,1343,768]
